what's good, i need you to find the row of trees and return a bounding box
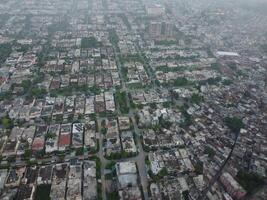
[81,37,103,49]
[0,115,13,129]
[114,89,129,114]
[50,85,101,97]
[0,43,12,64]
[224,116,244,133]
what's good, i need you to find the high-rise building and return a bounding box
[149,22,162,37]
[161,22,174,37]
[146,4,165,17]
[149,21,174,38]
[220,172,246,200]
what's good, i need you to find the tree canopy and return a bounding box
[224,116,244,133]
[0,43,12,64]
[81,37,102,48]
[236,170,264,194]
[0,115,13,129]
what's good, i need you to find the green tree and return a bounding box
[81,37,102,48]
[194,161,203,175]
[173,77,190,87]
[0,43,12,64]
[45,132,56,140]
[236,170,264,194]
[35,184,51,200]
[27,87,47,99]
[1,115,13,129]
[108,29,119,49]
[224,117,244,133]
[21,80,32,93]
[182,190,190,200]
[75,147,84,156]
[204,146,216,158]
[115,89,129,114]
[149,102,157,110]
[148,167,168,182]
[211,62,220,70]
[23,149,32,160]
[260,44,267,54]
[190,93,203,104]
[100,127,107,135]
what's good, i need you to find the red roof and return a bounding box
[32,137,44,151]
[58,134,71,147]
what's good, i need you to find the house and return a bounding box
[116,161,142,200]
[121,131,137,153]
[45,124,60,153]
[0,169,8,191]
[105,92,115,112]
[220,172,246,200]
[84,121,96,149]
[83,161,97,200]
[66,162,82,200]
[50,163,68,200]
[72,123,84,148]
[58,124,71,151]
[85,96,95,114]
[118,117,131,131]
[32,125,47,152]
[5,167,26,188]
[37,165,53,185]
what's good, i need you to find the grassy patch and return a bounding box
[35,184,51,200]
[81,37,102,48]
[236,170,264,194]
[114,90,129,114]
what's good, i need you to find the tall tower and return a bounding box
[149,22,162,37]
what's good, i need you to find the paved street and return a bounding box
[93,48,150,200]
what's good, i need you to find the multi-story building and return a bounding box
[220,172,246,200]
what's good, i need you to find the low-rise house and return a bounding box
[220,172,246,200]
[37,165,53,185]
[95,93,105,113]
[32,125,47,152]
[66,162,82,200]
[159,177,189,199]
[119,186,142,200]
[21,166,38,185]
[50,163,68,200]
[193,175,204,191]
[2,140,19,157]
[21,126,35,146]
[83,161,97,200]
[29,99,43,119]
[75,97,85,114]
[53,97,64,115]
[45,124,60,153]
[9,127,24,142]
[5,167,25,188]
[0,169,8,192]
[105,92,115,112]
[84,121,96,150]
[58,124,71,151]
[65,96,75,114]
[118,117,130,131]
[85,96,95,114]
[116,161,142,200]
[105,119,121,156]
[121,131,137,153]
[16,184,35,200]
[72,123,84,148]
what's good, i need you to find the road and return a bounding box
[97,130,108,200]
[197,132,240,200]
[114,48,149,200]
[96,113,149,200]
